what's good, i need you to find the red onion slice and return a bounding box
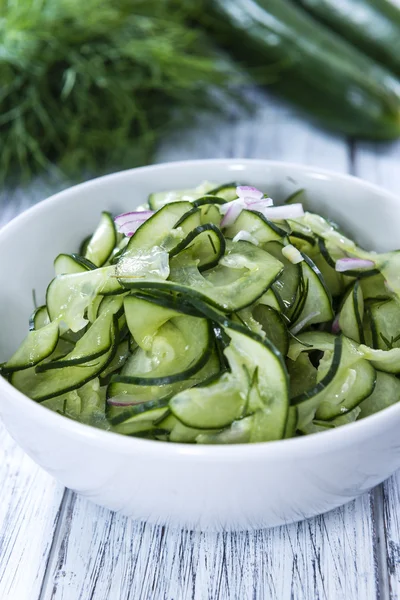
[331,314,341,334]
[335,258,375,272]
[220,200,245,227]
[236,185,263,199]
[114,210,154,237]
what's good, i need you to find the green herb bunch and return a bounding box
[0,0,228,182]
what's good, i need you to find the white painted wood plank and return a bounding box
[39,491,377,600]
[354,138,400,600]
[33,89,378,600]
[0,422,64,600]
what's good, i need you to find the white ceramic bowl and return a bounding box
[1,159,400,532]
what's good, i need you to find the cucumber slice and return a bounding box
[36,309,118,371]
[11,318,117,401]
[339,281,364,343]
[170,323,289,441]
[359,371,400,419]
[120,240,283,313]
[359,273,389,300]
[199,203,221,226]
[112,316,212,386]
[124,295,197,351]
[265,241,301,311]
[284,406,298,438]
[148,182,217,211]
[111,402,170,436]
[290,254,334,330]
[292,336,376,426]
[84,211,117,267]
[369,299,400,350]
[252,304,289,357]
[46,266,121,332]
[359,345,400,374]
[207,182,242,201]
[29,305,50,331]
[170,373,246,430]
[116,201,192,282]
[107,349,220,424]
[224,209,285,244]
[2,320,59,372]
[173,207,202,233]
[54,253,96,276]
[100,339,130,383]
[257,288,282,311]
[169,224,226,272]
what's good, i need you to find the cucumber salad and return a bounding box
[2,181,400,444]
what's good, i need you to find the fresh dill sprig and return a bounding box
[0,0,232,183]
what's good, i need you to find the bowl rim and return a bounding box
[1,157,400,461]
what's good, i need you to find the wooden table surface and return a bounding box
[1,89,400,600]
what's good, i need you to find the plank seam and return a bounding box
[37,487,71,600]
[372,486,391,600]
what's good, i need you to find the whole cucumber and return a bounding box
[295,0,400,77]
[204,0,400,139]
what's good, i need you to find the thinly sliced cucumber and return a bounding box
[252,304,289,357]
[100,340,130,382]
[224,210,285,244]
[284,406,298,438]
[287,352,317,399]
[207,182,242,201]
[170,373,246,430]
[148,181,217,211]
[359,345,400,374]
[83,211,117,267]
[299,407,361,435]
[29,305,50,331]
[288,331,336,362]
[112,316,212,386]
[11,318,117,401]
[169,224,226,272]
[54,253,96,276]
[359,371,400,419]
[111,402,170,436]
[257,288,282,311]
[36,310,117,371]
[339,281,364,343]
[360,273,389,300]
[292,336,375,426]
[116,201,191,282]
[2,320,59,372]
[315,358,376,421]
[46,266,121,332]
[173,207,202,233]
[199,203,221,226]
[124,295,199,351]
[290,254,333,330]
[170,321,289,441]
[107,349,220,424]
[369,299,400,350]
[195,416,254,444]
[120,240,283,312]
[265,241,301,311]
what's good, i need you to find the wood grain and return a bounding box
[0,424,64,600]
[354,138,400,600]
[39,491,377,600]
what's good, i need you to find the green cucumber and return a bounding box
[296,0,400,77]
[84,211,116,267]
[205,0,400,139]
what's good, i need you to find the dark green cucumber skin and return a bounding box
[296,0,400,77]
[204,0,400,139]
